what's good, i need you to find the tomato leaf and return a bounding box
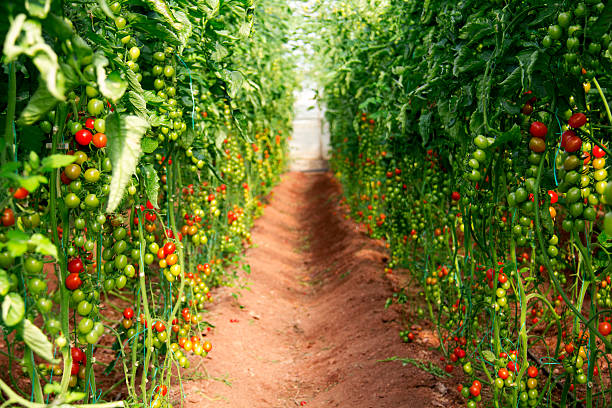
[0,270,10,296]
[94,53,127,103]
[28,233,58,259]
[141,164,159,209]
[41,154,77,171]
[105,112,150,213]
[141,137,159,154]
[17,81,61,126]
[23,319,59,363]
[3,15,65,100]
[482,350,496,363]
[25,0,52,19]
[2,293,25,326]
[128,90,148,119]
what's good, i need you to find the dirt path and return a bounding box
[179,172,461,408]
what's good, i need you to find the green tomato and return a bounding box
[558,12,571,28]
[84,194,100,209]
[24,257,44,274]
[163,65,175,78]
[129,47,141,61]
[94,118,106,133]
[64,193,81,209]
[115,17,127,30]
[77,300,93,316]
[109,1,121,13]
[78,317,94,334]
[88,99,104,116]
[548,25,563,40]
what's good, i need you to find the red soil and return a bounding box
[178,172,462,408]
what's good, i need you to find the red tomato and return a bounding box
[527,366,538,378]
[2,208,15,227]
[67,258,84,274]
[85,117,96,130]
[565,135,583,153]
[65,273,82,290]
[548,190,558,204]
[13,187,28,200]
[561,130,575,148]
[75,129,93,146]
[529,121,548,138]
[451,191,461,201]
[568,112,587,128]
[163,242,176,255]
[593,145,606,158]
[123,307,134,320]
[71,347,85,363]
[599,321,612,336]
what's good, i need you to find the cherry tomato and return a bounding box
[599,321,612,336]
[529,121,548,138]
[565,135,583,153]
[75,129,93,146]
[65,273,82,290]
[68,258,84,274]
[92,133,107,148]
[13,187,28,200]
[568,112,587,128]
[2,208,15,227]
[123,307,134,319]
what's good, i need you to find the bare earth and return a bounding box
[177,172,462,408]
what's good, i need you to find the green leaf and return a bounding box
[146,0,182,31]
[19,175,47,192]
[93,53,127,103]
[222,70,244,99]
[17,81,60,126]
[143,91,165,104]
[105,112,150,213]
[141,164,159,209]
[0,270,10,296]
[211,42,229,62]
[25,0,51,19]
[29,233,58,259]
[5,230,30,258]
[489,124,521,148]
[23,319,59,363]
[2,293,25,326]
[41,154,76,170]
[173,9,193,51]
[3,15,65,100]
[482,350,496,363]
[141,137,159,154]
[128,91,147,118]
[96,0,115,20]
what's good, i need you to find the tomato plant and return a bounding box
[310,0,612,407]
[0,0,296,406]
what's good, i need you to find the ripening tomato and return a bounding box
[568,112,587,128]
[92,133,107,148]
[529,121,548,138]
[163,242,176,254]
